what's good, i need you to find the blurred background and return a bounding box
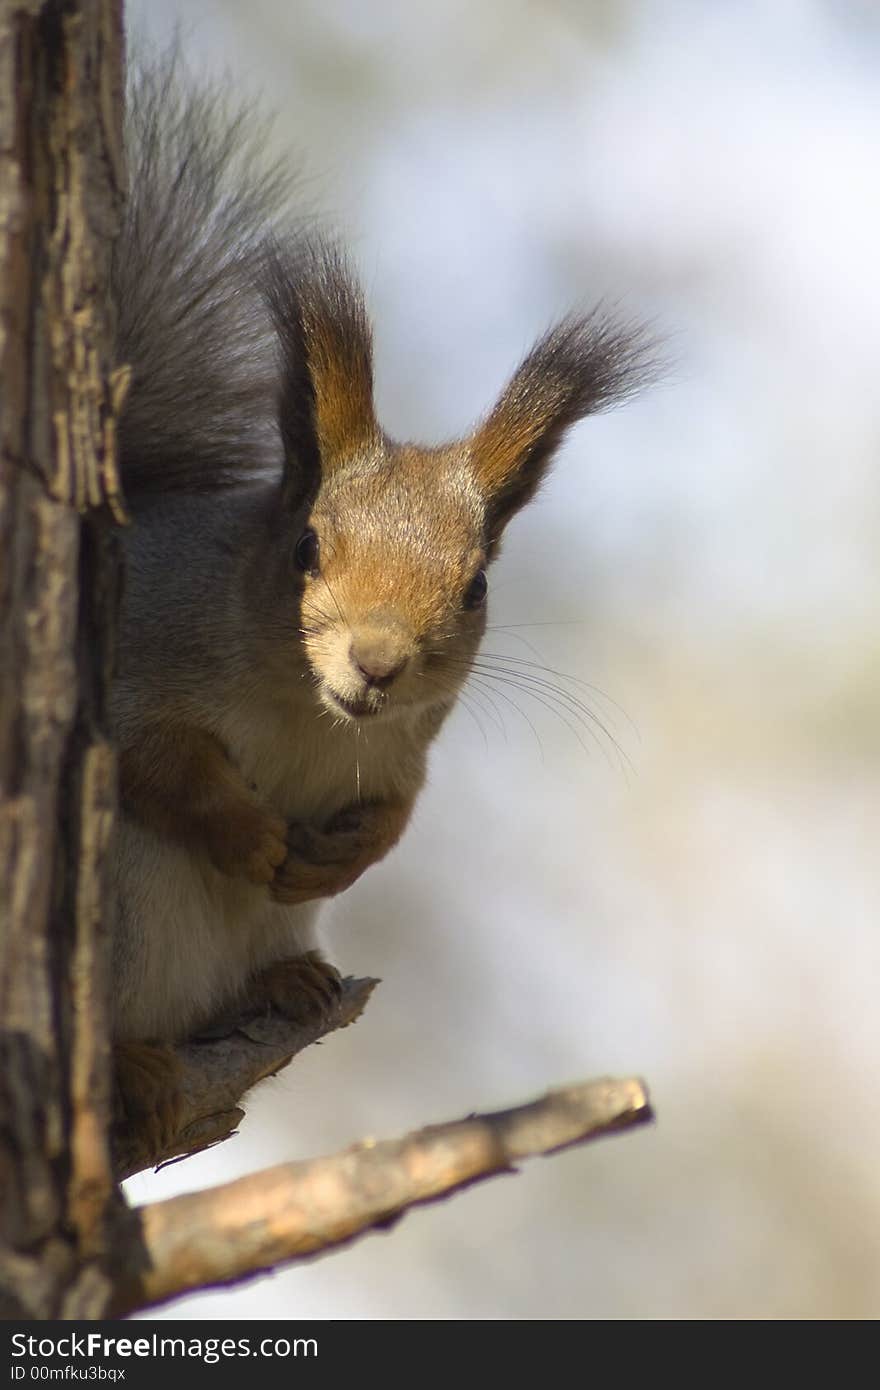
[124,0,880,1319]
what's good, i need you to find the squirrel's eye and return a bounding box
[294,528,320,576]
[464,568,488,609]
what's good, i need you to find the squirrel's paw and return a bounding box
[269,818,370,902]
[207,805,288,884]
[269,854,361,904]
[286,811,377,862]
[270,803,402,903]
[319,802,390,849]
[113,1041,184,1156]
[247,951,343,1023]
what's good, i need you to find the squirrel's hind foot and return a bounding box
[113,1040,184,1159]
[246,951,343,1024]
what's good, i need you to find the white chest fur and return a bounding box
[112,691,429,1042]
[218,686,426,824]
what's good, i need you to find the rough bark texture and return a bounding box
[113,976,379,1182]
[0,0,128,1320]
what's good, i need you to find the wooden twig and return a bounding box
[116,1075,652,1315]
[114,976,379,1181]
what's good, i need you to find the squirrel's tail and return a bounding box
[113,53,297,498]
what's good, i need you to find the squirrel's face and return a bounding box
[293,447,489,724]
[264,241,654,726]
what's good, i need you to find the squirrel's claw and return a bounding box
[246,951,343,1023]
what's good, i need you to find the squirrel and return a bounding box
[109,59,655,1147]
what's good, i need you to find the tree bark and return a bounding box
[0,0,128,1319]
[113,975,379,1182]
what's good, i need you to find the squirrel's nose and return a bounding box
[349,633,409,689]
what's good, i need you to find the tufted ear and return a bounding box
[263,239,378,506]
[469,310,659,544]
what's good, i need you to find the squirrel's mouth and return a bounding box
[322,686,382,721]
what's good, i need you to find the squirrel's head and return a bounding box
[263,242,655,725]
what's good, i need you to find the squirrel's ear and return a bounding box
[469,311,658,541]
[264,240,378,504]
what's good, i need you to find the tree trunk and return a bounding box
[0,0,128,1319]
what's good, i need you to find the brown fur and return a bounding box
[274,801,413,903]
[113,1041,183,1159]
[119,723,289,884]
[244,952,343,1020]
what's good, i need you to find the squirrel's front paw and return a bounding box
[269,810,382,903]
[206,805,288,884]
[269,802,409,904]
[269,852,362,904]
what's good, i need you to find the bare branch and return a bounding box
[117,1075,652,1315]
[114,976,379,1182]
